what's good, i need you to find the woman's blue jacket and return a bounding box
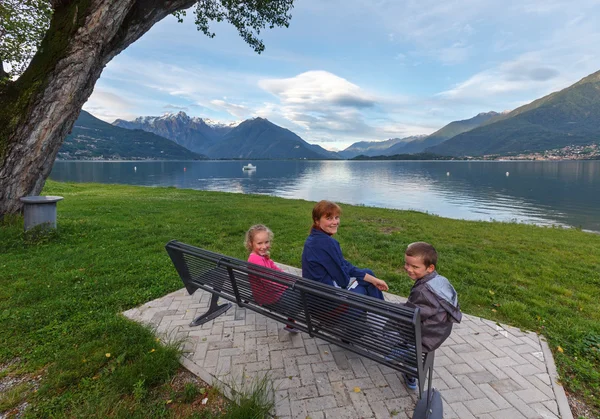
[301,228,372,288]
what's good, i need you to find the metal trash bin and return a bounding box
[20,196,64,231]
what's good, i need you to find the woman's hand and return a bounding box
[364,273,389,291]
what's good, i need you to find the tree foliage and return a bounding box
[186,0,292,53]
[0,0,52,79]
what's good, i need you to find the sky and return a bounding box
[83,0,600,151]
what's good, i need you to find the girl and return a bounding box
[245,224,299,333]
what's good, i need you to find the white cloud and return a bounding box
[83,90,137,122]
[256,70,436,147]
[209,100,253,119]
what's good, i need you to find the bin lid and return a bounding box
[20,196,64,204]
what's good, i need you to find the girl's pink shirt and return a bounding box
[248,252,282,271]
[247,252,287,305]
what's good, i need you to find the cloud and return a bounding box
[163,104,189,112]
[209,99,253,118]
[256,70,435,146]
[260,71,376,108]
[83,90,137,122]
[437,53,566,102]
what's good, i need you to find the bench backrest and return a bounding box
[166,240,425,379]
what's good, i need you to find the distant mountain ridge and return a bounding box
[337,137,409,159]
[340,112,498,158]
[59,111,205,160]
[427,70,600,156]
[114,112,337,159]
[113,111,238,155]
[205,117,338,159]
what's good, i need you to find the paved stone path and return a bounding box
[123,264,572,419]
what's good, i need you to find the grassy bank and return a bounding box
[1,180,599,416]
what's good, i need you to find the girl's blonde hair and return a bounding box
[244,224,274,252]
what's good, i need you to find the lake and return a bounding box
[50,160,600,232]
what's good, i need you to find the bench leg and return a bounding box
[189,293,232,327]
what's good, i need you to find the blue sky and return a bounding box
[84,0,600,151]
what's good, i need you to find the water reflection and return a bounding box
[50,160,600,232]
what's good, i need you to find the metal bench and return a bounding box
[166,240,438,417]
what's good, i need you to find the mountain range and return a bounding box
[427,70,600,156]
[113,112,236,155]
[58,111,205,160]
[113,112,337,159]
[60,69,600,160]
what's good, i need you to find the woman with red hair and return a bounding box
[302,200,388,299]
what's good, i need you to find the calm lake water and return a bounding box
[50,160,600,232]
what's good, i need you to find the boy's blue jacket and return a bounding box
[302,228,372,288]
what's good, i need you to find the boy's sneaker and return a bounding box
[284,325,299,333]
[404,374,417,390]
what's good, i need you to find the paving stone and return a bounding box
[306,395,338,412]
[447,401,477,419]
[514,387,552,404]
[434,366,461,389]
[441,387,475,404]
[370,399,395,419]
[289,384,319,400]
[383,373,410,398]
[314,372,334,396]
[490,407,528,419]
[490,378,525,394]
[384,396,416,414]
[348,357,370,378]
[524,374,555,399]
[445,362,475,375]
[530,402,560,419]
[328,368,356,382]
[323,405,362,418]
[290,399,307,419]
[503,392,544,418]
[333,351,350,370]
[466,370,498,384]
[274,389,291,417]
[284,357,300,377]
[349,391,375,417]
[364,385,395,403]
[542,400,560,416]
[478,383,512,409]
[299,363,315,386]
[311,361,338,373]
[331,381,352,407]
[344,377,376,391]
[454,374,486,399]
[274,376,303,390]
[464,397,500,415]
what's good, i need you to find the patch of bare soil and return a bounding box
[567,391,599,419]
[164,367,229,417]
[380,226,402,235]
[0,359,43,419]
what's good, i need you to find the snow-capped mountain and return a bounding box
[113,111,240,155]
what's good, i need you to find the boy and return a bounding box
[389,242,462,389]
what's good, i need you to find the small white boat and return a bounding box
[242,163,256,171]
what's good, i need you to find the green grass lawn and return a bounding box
[1,180,599,417]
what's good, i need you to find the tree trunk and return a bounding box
[0,0,196,216]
